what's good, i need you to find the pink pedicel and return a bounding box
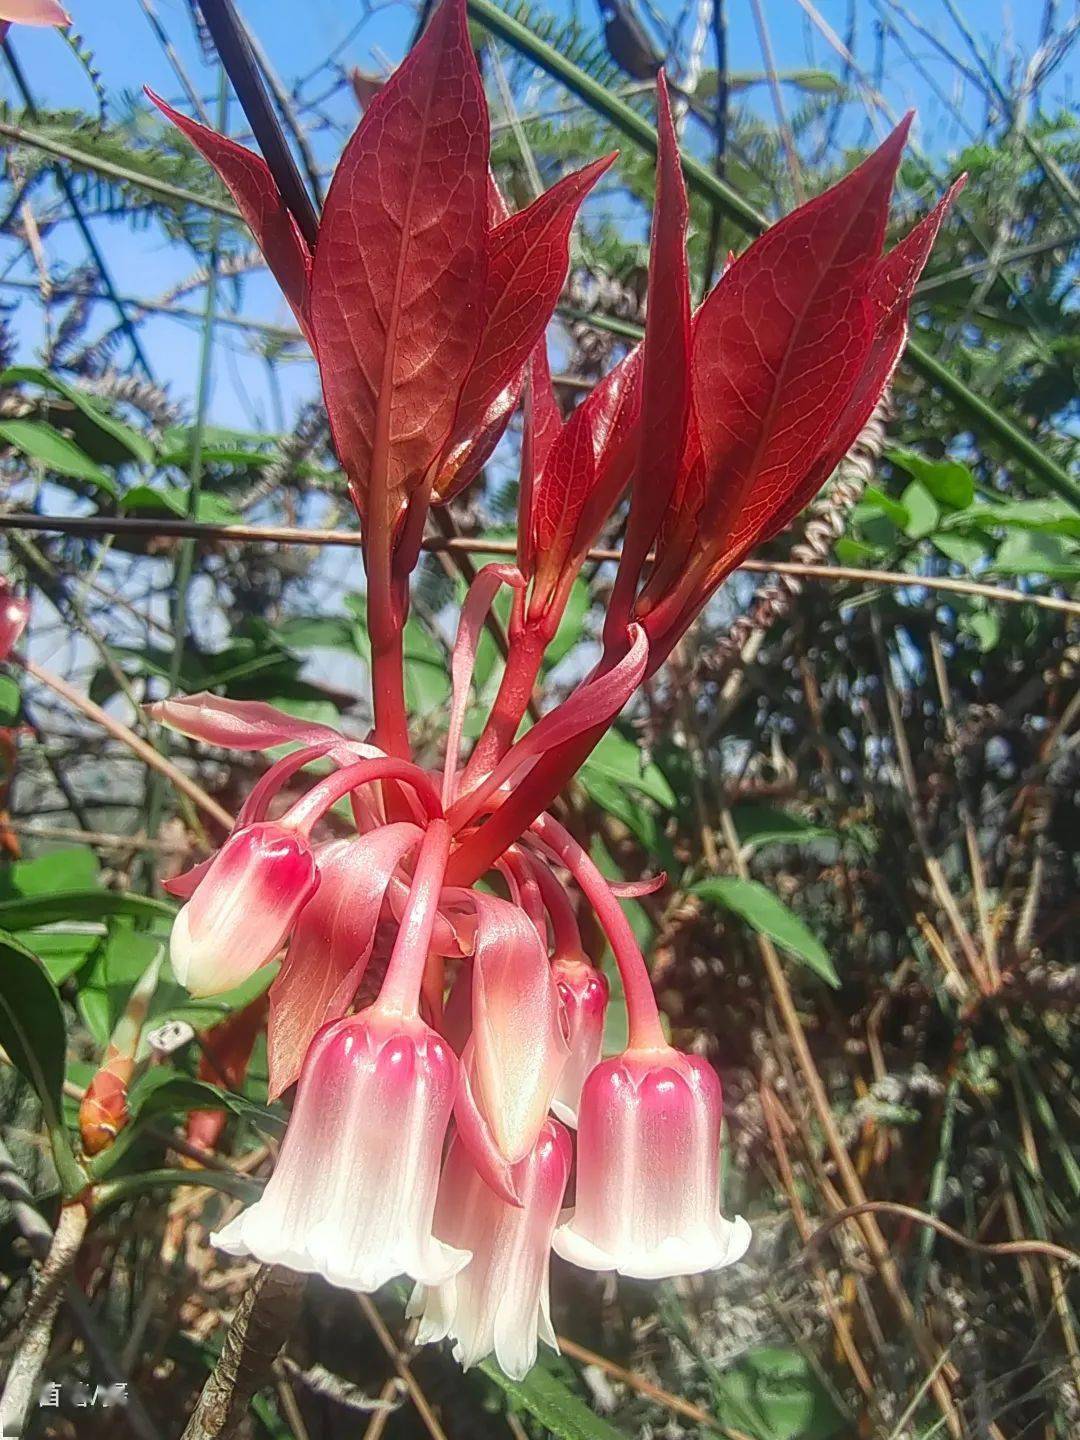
[214,1009,469,1291]
[553,1047,751,1279]
[411,1119,572,1379]
[551,956,609,1128]
[169,822,319,996]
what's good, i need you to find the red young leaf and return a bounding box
[309,0,489,542]
[147,90,313,337]
[689,116,913,548]
[756,174,968,550]
[529,392,596,612]
[517,341,563,578]
[606,71,691,640]
[528,345,642,615]
[433,154,616,504]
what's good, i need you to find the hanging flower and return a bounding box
[411,1120,571,1379]
[553,1047,751,1279]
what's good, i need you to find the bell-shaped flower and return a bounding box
[550,956,608,1128]
[411,1119,571,1380]
[169,755,441,996]
[456,892,568,1170]
[553,1046,750,1279]
[214,1007,469,1292]
[169,822,318,997]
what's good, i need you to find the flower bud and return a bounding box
[169,823,318,997]
[553,1047,750,1279]
[411,1119,571,1379]
[550,956,608,1127]
[214,1009,469,1292]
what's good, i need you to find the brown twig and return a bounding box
[4,513,1077,615]
[555,1335,752,1439]
[181,1265,306,1440]
[0,1200,89,1434]
[355,1293,448,1440]
[805,1200,1080,1270]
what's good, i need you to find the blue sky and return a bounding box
[3,0,1074,432]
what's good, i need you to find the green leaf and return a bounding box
[543,577,589,670]
[580,772,676,872]
[710,1347,845,1440]
[693,878,839,986]
[960,609,1001,652]
[0,889,174,929]
[888,448,975,510]
[0,674,20,725]
[856,485,909,527]
[0,846,100,901]
[121,484,241,524]
[991,531,1080,580]
[833,537,882,565]
[951,499,1080,539]
[899,480,940,540]
[731,805,835,851]
[0,929,68,1122]
[0,365,155,464]
[931,532,987,569]
[127,1068,226,1121]
[15,927,100,983]
[582,729,676,808]
[76,927,161,1047]
[481,1357,627,1440]
[0,417,118,494]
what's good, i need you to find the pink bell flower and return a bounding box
[169,755,442,997]
[550,956,609,1128]
[411,1119,571,1379]
[169,822,319,997]
[553,1047,750,1279]
[214,1007,469,1291]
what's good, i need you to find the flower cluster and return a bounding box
[148,0,957,1382]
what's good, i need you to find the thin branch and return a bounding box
[5,513,1075,615]
[806,1201,1080,1270]
[181,1265,306,1440]
[0,1200,89,1435]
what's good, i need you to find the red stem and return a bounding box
[531,812,665,1052]
[445,722,605,885]
[526,851,583,959]
[281,757,441,835]
[375,820,451,1018]
[461,622,547,787]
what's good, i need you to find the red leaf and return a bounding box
[756,174,968,549]
[530,393,596,607]
[689,117,912,548]
[146,89,313,338]
[607,72,691,638]
[309,0,489,545]
[433,154,616,505]
[517,341,563,578]
[267,824,421,1098]
[529,345,641,614]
